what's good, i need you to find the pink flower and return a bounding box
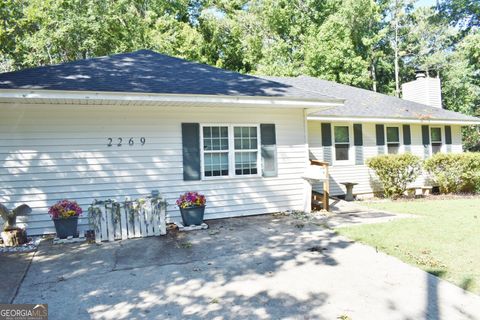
[176,192,206,208]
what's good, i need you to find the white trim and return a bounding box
[200,124,262,180]
[307,115,480,125]
[0,89,344,108]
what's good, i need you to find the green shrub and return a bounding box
[366,153,422,198]
[424,152,480,193]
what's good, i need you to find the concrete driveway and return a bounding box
[10,213,480,320]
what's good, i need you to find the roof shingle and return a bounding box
[260,75,479,122]
[0,50,333,100]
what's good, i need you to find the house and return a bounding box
[0,50,478,235]
[260,74,479,196]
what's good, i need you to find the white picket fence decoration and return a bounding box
[88,197,167,243]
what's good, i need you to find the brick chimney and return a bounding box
[401,71,442,108]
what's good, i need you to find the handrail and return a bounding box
[309,159,329,211]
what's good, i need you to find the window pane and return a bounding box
[235,151,258,175]
[334,126,349,143]
[212,138,220,150]
[221,127,228,137]
[203,127,211,138]
[387,143,399,154]
[234,126,258,150]
[387,127,399,143]
[251,138,257,149]
[432,143,442,154]
[234,127,241,138]
[204,126,228,151]
[431,128,441,142]
[335,144,349,161]
[221,138,228,149]
[204,152,228,177]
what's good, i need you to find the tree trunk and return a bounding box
[1,228,28,247]
[394,9,400,98]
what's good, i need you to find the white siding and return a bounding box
[308,121,463,196]
[0,104,308,235]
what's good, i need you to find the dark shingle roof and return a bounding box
[0,50,334,100]
[260,75,479,122]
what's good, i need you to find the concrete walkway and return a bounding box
[0,251,34,303]
[10,213,480,320]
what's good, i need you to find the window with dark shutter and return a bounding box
[334,125,350,161]
[386,126,400,154]
[430,127,442,154]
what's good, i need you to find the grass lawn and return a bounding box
[336,197,480,294]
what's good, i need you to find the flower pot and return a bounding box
[53,216,79,239]
[180,206,205,226]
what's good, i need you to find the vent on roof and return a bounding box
[401,71,442,108]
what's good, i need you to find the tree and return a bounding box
[440,0,480,32]
[385,0,415,97]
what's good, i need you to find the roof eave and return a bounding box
[307,115,480,125]
[0,89,345,109]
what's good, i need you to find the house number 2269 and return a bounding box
[107,137,146,147]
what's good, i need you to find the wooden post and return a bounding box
[310,160,330,211]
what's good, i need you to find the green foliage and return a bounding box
[462,126,480,152]
[424,152,480,193]
[366,153,422,198]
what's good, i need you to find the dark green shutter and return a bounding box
[353,124,363,146]
[353,124,363,165]
[403,125,411,145]
[321,123,332,164]
[375,124,385,145]
[445,126,452,144]
[376,124,385,154]
[321,123,332,146]
[422,125,430,158]
[260,124,277,177]
[182,123,201,181]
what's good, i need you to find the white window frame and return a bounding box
[332,123,354,165]
[385,125,402,154]
[430,126,443,154]
[200,124,262,180]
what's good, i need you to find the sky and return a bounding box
[415,0,438,8]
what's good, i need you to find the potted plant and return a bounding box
[176,192,206,226]
[48,200,82,239]
[0,203,31,246]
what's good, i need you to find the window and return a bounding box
[386,126,400,154]
[334,126,350,161]
[201,125,260,178]
[203,126,229,177]
[431,127,442,154]
[234,127,258,175]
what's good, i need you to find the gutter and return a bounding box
[0,89,345,109]
[307,115,480,126]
